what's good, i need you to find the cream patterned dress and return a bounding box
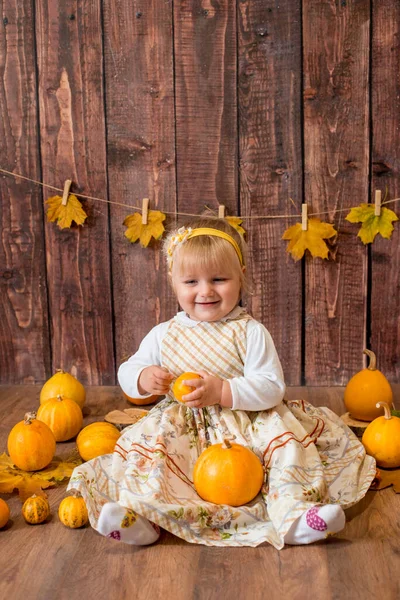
[68,311,376,549]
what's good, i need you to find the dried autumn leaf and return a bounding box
[123,210,166,247]
[282,218,337,261]
[225,216,246,236]
[0,451,82,501]
[46,194,88,229]
[345,204,398,244]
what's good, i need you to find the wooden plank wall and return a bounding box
[0,0,399,387]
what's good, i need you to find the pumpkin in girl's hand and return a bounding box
[40,370,85,409]
[123,392,160,406]
[22,494,50,524]
[37,395,83,442]
[76,422,121,462]
[362,402,400,468]
[344,349,393,421]
[7,412,56,471]
[0,498,10,529]
[58,490,89,528]
[193,439,264,506]
[172,372,202,403]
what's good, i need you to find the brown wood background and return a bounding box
[0,0,399,387]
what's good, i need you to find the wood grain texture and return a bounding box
[103,0,177,367]
[174,0,238,213]
[238,0,303,384]
[0,384,399,600]
[370,0,400,382]
[35,1,115,384]
[303,0,370,385]
[0,0,50,383]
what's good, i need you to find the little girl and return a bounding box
[68,218,376,549]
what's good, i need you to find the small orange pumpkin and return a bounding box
[0,498,10,529]
[7,412,56,471]
[40,370,85,409]
[123,392,160,406]
[362,402,400,468]
[76,422,121,462]
[193,439,264,506]
[58,490,89,528]
[172,372,202,403]
[22,494,50,524]
[37,395,83,442]
[344,349,393,421]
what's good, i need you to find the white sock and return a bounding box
[97,502,160,545]
[284,504,345,546]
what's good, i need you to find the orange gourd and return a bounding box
[123,392,160,406]
[0,498,10,529]
[362,402,400,468]
[193,439,264,506]
[40,370,85,409]
[37,395,83,441]
[76,422,121,462]
[22,494,50,524]
[172,372,202,403]
[58,490,89,528]
[344,349,393,421]
[7,412,56,471]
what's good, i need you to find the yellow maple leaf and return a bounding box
[345,204,398,244]
[282,218,337,261]
[46,194,88,229]
[123,210,166,247]
[225,216,246,236]
[0,451,82,501]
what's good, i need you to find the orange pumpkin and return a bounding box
[0,498,10,529]
[344,349,393,421]
[22,494,50,524]
[123,392,160,406]
[37,395,83,441]
[58,490,89,528]
[8,412,56,471]
[40,370,85,409]
[172,372,202,403]
[193,439,264,506]
[76,422,121,462]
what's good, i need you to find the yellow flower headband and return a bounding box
[167,227,244,269]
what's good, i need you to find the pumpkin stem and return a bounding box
[376,402,391,420]
[222,438,232,449]
[363,349,377,371]
[24,412,37,425]
[56,395,63,402]
[68,489,82,498]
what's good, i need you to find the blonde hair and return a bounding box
[163,218,249,292]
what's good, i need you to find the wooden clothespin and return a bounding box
[301,203,308,231]
[218,205,226,219]
[142,198,149,225]
[374,190,382,216]
[61,179,72,206]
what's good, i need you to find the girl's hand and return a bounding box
[181,371,223,408]
[138,366,174,395]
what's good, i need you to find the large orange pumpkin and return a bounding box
[123,392,160,406]
[37,395,83,441]
[172,372,202,403]
[40,370,85,409]
[344,349,393,421]
[193,439,264,506]
[76,422,121,462]
[8,412,56,471]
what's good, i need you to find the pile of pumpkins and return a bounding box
[344,349,400,469]
[1,369,121,530]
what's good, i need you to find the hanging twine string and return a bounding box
[1,166,399,220]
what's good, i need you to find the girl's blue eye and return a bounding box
[214,278,227,282]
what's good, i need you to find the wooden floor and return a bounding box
[1,385,399,600]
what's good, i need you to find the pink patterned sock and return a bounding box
[97,502,160,545]
[284,504,345,546]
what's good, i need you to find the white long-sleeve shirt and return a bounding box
[118,307,286,412]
